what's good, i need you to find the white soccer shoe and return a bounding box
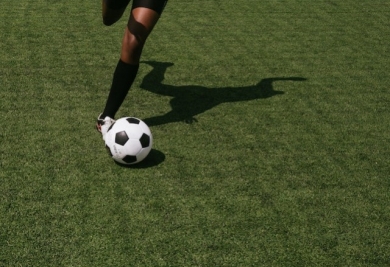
[96,113,115,141]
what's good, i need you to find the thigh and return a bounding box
[127,0,167,38]
[131,0,168,15]
[121,0,168,62]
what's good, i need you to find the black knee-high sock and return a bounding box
[102,60,139,118]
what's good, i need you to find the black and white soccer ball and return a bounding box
[105,117,153,165]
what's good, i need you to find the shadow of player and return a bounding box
[139,61,306,126]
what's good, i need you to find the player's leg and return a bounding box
[120,2,165,64]
[102,0,131,26]
[97,0,168,139]
[102,7,162,117]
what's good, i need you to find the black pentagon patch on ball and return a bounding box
[139,133,150,148]
[122,155,138,164]
[115,131,129,146]
[127,117,140,124]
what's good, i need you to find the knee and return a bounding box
[123,30,146,52]
[103,18,116,26]
[121,32,145,63]
[102,9,125,26]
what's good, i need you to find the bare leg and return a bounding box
[100,7,161,118]
[120,7,161,64]
[102,0,130,26]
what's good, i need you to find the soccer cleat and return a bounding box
[96,113,115,141]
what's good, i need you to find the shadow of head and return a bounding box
[255,77,307,98]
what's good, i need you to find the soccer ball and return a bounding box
[105,117,153,165]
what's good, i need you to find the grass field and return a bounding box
[1,0,389,266]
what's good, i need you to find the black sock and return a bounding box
[102,60,139,118]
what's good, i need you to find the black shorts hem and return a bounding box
[131,0,168,15]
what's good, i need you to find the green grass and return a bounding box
[1,0,389,266]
